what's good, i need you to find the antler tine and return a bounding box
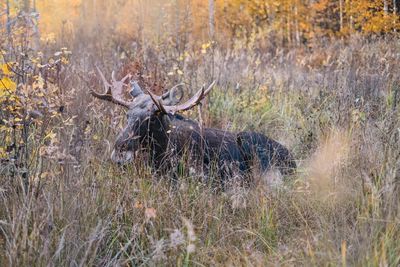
[90,67,133,108]
[111,71,117,83]
[96,66,111,94]
[161,83,185,100]
[143,81,215,114]
[203,80,216,95]
[146,89,168,114]
[164,81,215,114]
[121,73,131,83]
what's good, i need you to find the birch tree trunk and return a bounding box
[384,0,389,14]
[209,0,215,40]
[394,0,398,32]
[208,0,215,116]
[287,3,291,47]
[346,0,353,33]
[294,4,300,46]
[384,0,389,33]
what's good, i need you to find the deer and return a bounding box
[90,68,296,185]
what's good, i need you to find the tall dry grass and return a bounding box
[1,20,399,266]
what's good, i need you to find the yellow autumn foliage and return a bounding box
[0,63,17,97]
[31,0,399,49]
[0,77,17,94]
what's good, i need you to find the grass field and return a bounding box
[1,35,400,266]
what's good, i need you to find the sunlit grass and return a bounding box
[1,37,400,266]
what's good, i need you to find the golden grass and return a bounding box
[1,37,400,266]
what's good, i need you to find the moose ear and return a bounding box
[130,81,144,97]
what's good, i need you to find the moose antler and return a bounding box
[161,83,184,104]
[90,66,133,108]
[90,67,211,113]
[146,81,216,114]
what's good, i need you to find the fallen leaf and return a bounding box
[145,207,157,220]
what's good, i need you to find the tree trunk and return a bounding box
[384,0,389,14]
[175,0,181,50]
[294,4,300,46]
[6,0,10,34]
[24,0,30,12]
[384,0,389,33]
[208,0,215,83]
[394,0,398,32]
[339,0,344,32]
[286,3,291,47]
[346,0,353,33]
[209,0,215,40]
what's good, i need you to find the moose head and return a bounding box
[90,67,215,165]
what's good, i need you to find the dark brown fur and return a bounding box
[120,112,296,182]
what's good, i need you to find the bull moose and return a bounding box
[90,68,296,184]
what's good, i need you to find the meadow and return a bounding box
[1,1,400,266]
